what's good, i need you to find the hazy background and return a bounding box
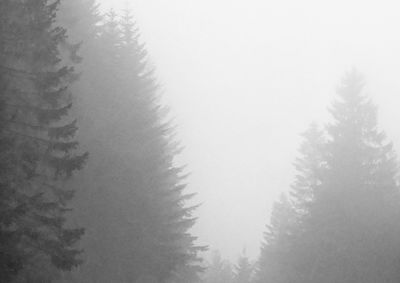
[98,0,400,260]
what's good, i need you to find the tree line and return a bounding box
[0,0,204,282]
[202,71,400,283]
[1,1,400,283]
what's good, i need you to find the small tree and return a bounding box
[203,251,234,283]
[234,252,253,283]
[256,194,296,283]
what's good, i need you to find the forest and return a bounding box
[1,0,400,283]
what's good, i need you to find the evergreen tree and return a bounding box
[233,252,253,283]
[57,5,127,282]
[58,5,204,282]
[256,194,296,283]
[257,70,400,283]
[257,123,325,283]
[202,251,234,283]
[58,0,101,56]
[115,10,205,282]
[299,70,400,283]
[282,123,326,283]
[0,0,87,281]
[290,122,325,223]
[0,77,23,282]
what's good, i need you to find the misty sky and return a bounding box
[98,0,400,261]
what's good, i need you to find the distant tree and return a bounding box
[290,122,325,223]
[283,123,325,283]
[58,0,101,60]
[256,194,296,283]
[257,70,400,283]
[167,261,205,283]
[202,251,234,283]
[297,70,400,283]
[0,0,87,281]
[0,77,22,282]
[98,10,121,69]
[233,252,253,283]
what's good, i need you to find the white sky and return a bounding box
[99,0,400,261]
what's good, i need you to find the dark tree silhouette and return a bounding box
[0,0,87,281]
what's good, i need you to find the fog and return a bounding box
[4,1,400,282]
[99,0,400,260]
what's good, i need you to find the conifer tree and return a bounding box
[256,194,296,283]
[233,252,253,283]
[257,70,400,283]
[0,0,87,281]
[58,0,101,56]
[202,251,234,283]
[115,10,205,282]
[299,70,400,283]
[0,77,23,282]
[290,123,325,223]
[58,5,204,282]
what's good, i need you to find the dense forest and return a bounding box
[0,0,203,282]
[1,1,400,283]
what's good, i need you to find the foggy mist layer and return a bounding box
[99,0,400,261]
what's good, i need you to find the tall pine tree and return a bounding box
[256,194,296,283]
[57,5,205,282]
[115,10,205,282]
[0,0,87,281]
[257,70,400,283]
[301,70,400,283]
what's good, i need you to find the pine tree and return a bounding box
[257,70,400,283]
[256,194,296,283]
[58,0,101,58]
[115,10,206,282]
[57,0,102,85]
[0,0,87,281]
[57,5,127,282]
[299,70,400,283]
[0,77,23,282]
[202,251,234,283]
[98,9,121,69]
[57,5,205,282]
[290,122,325,223]
[233,252,253,283]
